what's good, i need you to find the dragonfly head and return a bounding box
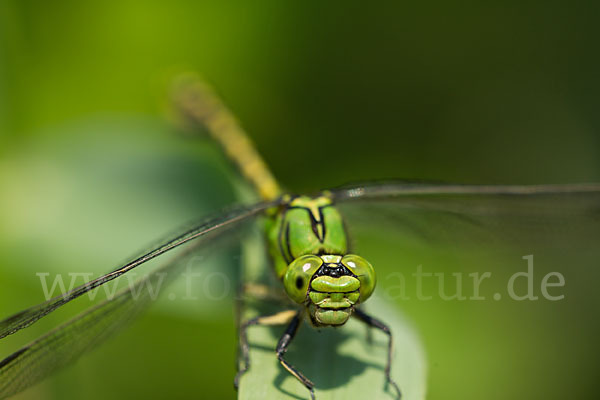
[283,254,376,326]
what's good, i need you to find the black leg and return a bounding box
[354,308,402,399]
[276,312,315,400]
[234,310,298,389]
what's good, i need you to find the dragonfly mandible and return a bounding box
[0,76,599,400]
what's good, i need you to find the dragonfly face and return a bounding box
[283,254,376,326]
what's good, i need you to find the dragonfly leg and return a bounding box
[276,312,315,400]
[234,283,289,339]
[234,309,298,389]
[353,308,402,399]
[239,282,288,302]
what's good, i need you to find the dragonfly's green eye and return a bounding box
[284,255,323,303]
[342,254,376,303]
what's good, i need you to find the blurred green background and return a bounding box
[0,1,599,399]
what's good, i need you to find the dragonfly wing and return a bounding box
[331,182,600,248]
[0,201,276,341]
[0,236,221,399]
[331,181,600,200]
[330,182,600,399]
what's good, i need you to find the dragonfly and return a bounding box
[0,76,599,400]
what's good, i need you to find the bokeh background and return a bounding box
[0,1,599,399]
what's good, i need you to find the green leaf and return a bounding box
[237,230,427,400]
[238,296,427,400]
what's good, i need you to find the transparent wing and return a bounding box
[331,181,600,204]
[331,182,600,248]
[0,232,229,399]
[331,182,600,399]
[0,201,277,341]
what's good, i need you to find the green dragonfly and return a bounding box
[0,76,599,400]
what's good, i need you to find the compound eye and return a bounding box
[342,254,376,303]
[283,255,323,304]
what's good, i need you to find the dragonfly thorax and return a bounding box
[266,194,348,278]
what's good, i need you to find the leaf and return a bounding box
[237,228,427,400]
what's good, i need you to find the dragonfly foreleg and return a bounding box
[234,282,289,335]
[234,309,298,389]
[353,308,402,399]
[275,312,315,400]
[239,282,288,303]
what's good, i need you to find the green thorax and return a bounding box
[266,194,348,278]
